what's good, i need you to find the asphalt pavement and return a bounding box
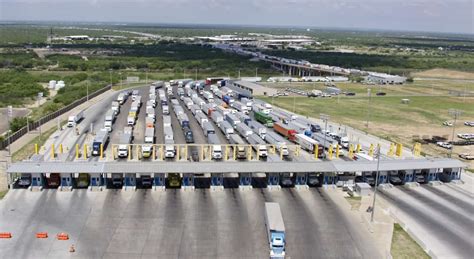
[0,188,382,259]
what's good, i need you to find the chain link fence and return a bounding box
[0,85,112,150]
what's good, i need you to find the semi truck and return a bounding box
[202,91,214,102]
[211,111,224,127]
[178,113,190,128]
[254,111,274,127]
[118,128,133,158]
[246,120,267,140]
[163,115,171,127]
[274,122,297,142]
[92,129,109,156]
[164,125,174,141]
[219,121,234,139]
[165,139,176,158]
[117,92,127,104]
[232,101,248,114]
[111,101,120,115]
[236,123,253,140]
[225,113,241,129]
[247,134,268,157]
[202,121,216,137]
[207,133,222,160]
[265,132,289,157]
[67,110,84,127]
[295,134,318,154]
[264,202,286,258]
[142,127,155,158]
[229,133,247,159]
[235,112,251,125]
[223,95,235,106]
[196,112,208,126]
[183,126,194,143]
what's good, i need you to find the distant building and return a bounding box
[229,80,278,97]
[64,35,90,40]
[367,73,406,84]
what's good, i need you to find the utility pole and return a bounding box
[448,109,462,158]
[238,69,241,79]
[366,88,371,128]
[371,144,381,222]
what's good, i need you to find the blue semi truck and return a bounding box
[265,202,286,258]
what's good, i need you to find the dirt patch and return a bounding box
[412,69,474,80]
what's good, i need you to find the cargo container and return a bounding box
[177,113,190,128]
[163,115,171,127]
[202,91,214,102]
[164,125,173,141]
[216,106,230,116]
[247,134,268,157]
[274,122,297,142]
[144,127,155,144]
[228,133,247,159]
[67,110,84,127]
[208,133,222,160]
[196,112,208,126]
[288,121,309,134]
[92,129,109,156]
[211,111,224,126]
[183,97,194,109]
[265,132,289,157]
[264,202,286,258]
[191,104,202,116]
[173,105,184,117]
[146,107,155,120]
[254,111,274,127]
[236,123,253,140]
[295,134,318,153]
[219,121,234,139]
[225,113,241,129]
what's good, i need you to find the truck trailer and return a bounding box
[265,132,289,157]
[67,110,84,127]
[274,122,297,142]
[265,202,286,258]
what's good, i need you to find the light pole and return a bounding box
[86,80,89,102]
[320,114,330,152]
[293,95,296,113]
[448,109,462,158]
[371,144,381,222]
[366,88,371,128]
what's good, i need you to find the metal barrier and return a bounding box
[0,84,112,150]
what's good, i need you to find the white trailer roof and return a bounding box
[265,202,285,231]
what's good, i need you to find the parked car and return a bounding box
[436,141,452,149]
[345,92,356,96]
[376,92,386,96]
[459,153,474,160]
[443,121,453,127]
[464,121,474,127]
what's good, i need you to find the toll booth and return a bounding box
[89,173,102,187]
[123,173,136,189]
[267,173,280,187]
[376,171,388,185]
[294,173,308,186]
[60,173,72,187]
[324,172,337,185]
[239,173,252,188]
[31,174,44,187]
[211,173,224,187]
[422,169,438,182]
[398,170,414,184]
[182,173,195,189]
[153,174,165,188]
[439,168,462,183]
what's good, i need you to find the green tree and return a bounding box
[10,116,27,132]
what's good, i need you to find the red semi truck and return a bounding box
[273,122,297,142]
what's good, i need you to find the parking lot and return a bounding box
[0,188,382,258]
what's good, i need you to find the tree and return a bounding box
[10,116,27,132]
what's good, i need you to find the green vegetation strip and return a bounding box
[12,126,57,162]
[391,223,429,259]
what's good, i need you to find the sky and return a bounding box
[0,0,473,34]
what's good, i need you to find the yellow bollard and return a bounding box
[396,143,403,157]
[388,143,395,156]
[349,144,354,159]
[328,145,333,160]
[177,145,180,161]
[152,145,156,160]
[51,144,55,159]
[314,144,319,160]
[280,146,283,160]
[184,145,188,160]
[135,145,139,160]
[356,144,361,153]
[369,144,374,157]
[336,145,340,157]
[100,144,103,159]
[128,145,131,160]
[75,144,79,159]
[208,145,212,160]
[112,145,117,159]
[413,143,421,156]
[160,145,164,160]
[224,146,228,161]
[257,147,260,160]
[59,144,63,154]
[272,145,276,154]
[201,145,204,161]
[35,143,39,154]
[247,146,252,161]
[233,145,236,160]
[83,144,87,159]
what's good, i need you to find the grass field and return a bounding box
[391,224,430,259]
[12,126,57,162]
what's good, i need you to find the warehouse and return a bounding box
[367,72,407,84]
[229,80,278,97]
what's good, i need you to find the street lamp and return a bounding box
[370,144,381,223]
[366,88,372,128]
[320,114,330,153]
[448,109,462,158]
